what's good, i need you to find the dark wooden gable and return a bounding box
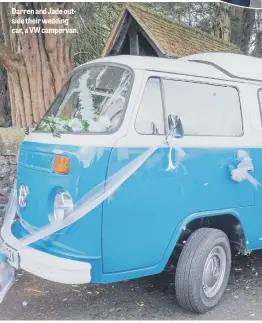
[108,13,161,57]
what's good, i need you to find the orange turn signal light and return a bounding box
[53,156,70,174]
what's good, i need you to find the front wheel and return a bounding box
[175,228,231,313]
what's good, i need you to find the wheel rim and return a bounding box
[202,245,227,298]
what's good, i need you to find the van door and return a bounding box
[102,73,254,274]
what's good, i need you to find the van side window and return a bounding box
[135,78,165,135]
[162,79,243,136]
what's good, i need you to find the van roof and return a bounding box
[180,52,262,83]
[76,53,262,84]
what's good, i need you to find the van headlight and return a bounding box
[53,192,74,221]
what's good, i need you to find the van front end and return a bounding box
[1,138,112,285]
[0,61,134,287]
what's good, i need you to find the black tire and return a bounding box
[175,227,231,313]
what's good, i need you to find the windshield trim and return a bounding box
[35,62,134,136]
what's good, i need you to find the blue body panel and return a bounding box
[17,141,111,263]
[14,140,262,283]
[102,147,255,273]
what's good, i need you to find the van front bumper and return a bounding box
[0,224,92,285]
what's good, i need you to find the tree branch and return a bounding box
[74,51,91,57]
[0,41,23,71]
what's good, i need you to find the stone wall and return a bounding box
[0,128,24,210]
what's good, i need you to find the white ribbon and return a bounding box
[0,139,187,302]
[165,136,186,172]
[231,150,262,189]
[3,136,186,252]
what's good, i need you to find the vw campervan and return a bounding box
[1,53,262,313]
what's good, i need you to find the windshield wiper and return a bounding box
[44,119,61,138]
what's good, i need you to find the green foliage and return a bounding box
[71,2,124,65]
[37,116,90,132]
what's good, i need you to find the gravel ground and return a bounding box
[1,209,262,319]
[1,250,262,319]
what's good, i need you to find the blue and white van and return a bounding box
[1,52,262,313]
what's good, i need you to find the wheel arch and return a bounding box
[161,209,246,271]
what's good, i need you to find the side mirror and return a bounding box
[167,115,184,138]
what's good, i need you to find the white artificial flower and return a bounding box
[87,116,112,132]
[88,119,105,132]
[68,118,83,132]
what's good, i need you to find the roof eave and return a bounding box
[126,3,240,55]
[101,8,128,57]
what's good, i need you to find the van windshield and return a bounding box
[36,65,132,133]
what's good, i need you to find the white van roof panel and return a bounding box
[79,55,230,80]
[180,52,262,82]
[77,54,262,84]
